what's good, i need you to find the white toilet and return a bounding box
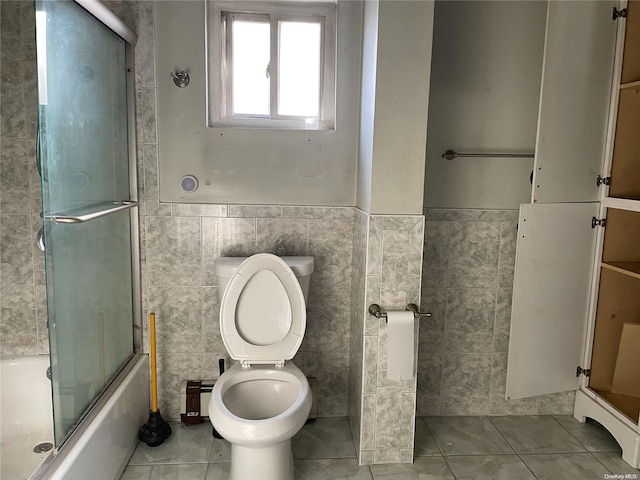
[208,253,314,480]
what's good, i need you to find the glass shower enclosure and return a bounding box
[35,0,140,447]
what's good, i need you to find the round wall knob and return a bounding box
[171,70,190,88]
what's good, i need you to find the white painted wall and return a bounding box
[155,1,362,205]
[356,0,379,213]
[358,0,434,215]
[424,1,547,209]
[156,0,433,212]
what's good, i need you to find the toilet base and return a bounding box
[229,440,294,480]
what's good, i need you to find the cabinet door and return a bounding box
[506,203,599,400]
[532,1,617,204]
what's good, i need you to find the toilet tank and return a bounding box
[215,256,314,303]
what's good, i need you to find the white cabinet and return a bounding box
[507,203,599,400]
[506,0,640,468]
[531,0,616,204]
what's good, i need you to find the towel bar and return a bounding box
[442,149,534,161]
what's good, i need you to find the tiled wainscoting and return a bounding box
[419,208,575,416]
[143,205,357,419]
[364,216,423,464]
[349,213,426,464]
[0,1,48,357]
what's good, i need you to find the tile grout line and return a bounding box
[481,416,542,479]
[421,416,447,457]
[516,453,542,480]
[440,220,452,416]
[487,415,623,479]
[437,448,461,480]
[550,415,618,475]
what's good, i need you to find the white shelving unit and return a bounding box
[506,0,640,468]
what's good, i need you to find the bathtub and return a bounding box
[31,353,149,480]
[0,355,54,480]
[1,354,149,480]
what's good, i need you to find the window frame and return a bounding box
[207,1,336,130]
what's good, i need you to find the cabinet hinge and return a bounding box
[613,7,627,20]
[592,217,606,228]
[576,366,591,377]
[596,175,611,187]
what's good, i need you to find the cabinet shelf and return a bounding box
[601,262,640,280]
[609,1,640,200]
[620,0,640,85]
[602,197,640,213]
[602,209,640,264]
[589,268,640,420]
[608,87,640,199]
[620,80,640,90]
[594,390,640,423]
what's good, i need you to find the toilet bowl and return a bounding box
[208,253,314,480]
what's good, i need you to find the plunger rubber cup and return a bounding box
[139,410,172,447]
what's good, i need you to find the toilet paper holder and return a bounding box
[368,303,432,322]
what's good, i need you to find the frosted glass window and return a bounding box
[232,20,270,116]
[278,21,321,117]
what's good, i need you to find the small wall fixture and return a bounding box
[171,70,190,88]
[180,175,198,192]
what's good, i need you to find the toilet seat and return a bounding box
[220,254,306,366]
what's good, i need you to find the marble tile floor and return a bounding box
[121,415,639,480]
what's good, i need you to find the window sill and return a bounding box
[210,116,334,131]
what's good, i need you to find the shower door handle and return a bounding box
[36,226,45,252]
[48,201,138,224]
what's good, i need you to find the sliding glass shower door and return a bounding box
[36,0,139,446]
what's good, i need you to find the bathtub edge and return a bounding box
[30,353,149,480]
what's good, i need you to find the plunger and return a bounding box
[138,312,172,447]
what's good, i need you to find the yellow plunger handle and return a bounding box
[150,312,158,413]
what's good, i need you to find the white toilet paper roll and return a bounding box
[386,311,415,381]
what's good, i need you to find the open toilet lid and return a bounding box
[220,254,306,365]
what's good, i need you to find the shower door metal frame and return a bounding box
[124,36,143,359]
[32,1,142,475]
[75,0,137,45]
[78,1,142,353]
[63,0,142,359]
[46,2,143,439]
